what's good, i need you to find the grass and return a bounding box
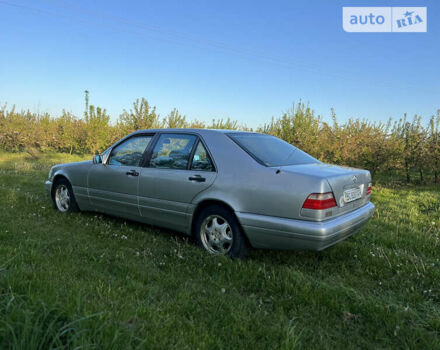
[0,151,439,349]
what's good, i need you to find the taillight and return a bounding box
[366,183,372,196]
[302,192,337,210]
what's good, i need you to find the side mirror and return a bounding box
[93,155,102,164]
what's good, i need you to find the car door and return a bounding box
[88,134,154,217]
[138,133,217,232]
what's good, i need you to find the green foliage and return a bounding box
[427,111,440,183]
[210,117,240,130]
[165,108,187,128]
[393,115,427,183]
[259,102,321,157]
[0,95,438,183]
[83,91,111,155]
[118,97,161,135]
[258,103,439,183]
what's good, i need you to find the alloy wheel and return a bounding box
[55,185,70,212]
[200,215,233,255]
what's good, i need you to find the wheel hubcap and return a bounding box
[55,185,70,212]
[200,215,233,255]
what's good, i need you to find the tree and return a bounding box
[83,91,111,154]
[1,94,439,184]
[393,115,426,183]
[259,102,321,158]
[211,117,239,130]
[188,119,206,129]
[118,98,161,135]
[427,110,440,183]
[57,111,78,154]
[165,108,187,128]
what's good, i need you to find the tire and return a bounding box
[194,205,247,258]
[52,178,80,213]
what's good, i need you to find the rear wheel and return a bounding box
[52,178,79,213]
[194,205,247,258]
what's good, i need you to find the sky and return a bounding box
[0,0,439,128]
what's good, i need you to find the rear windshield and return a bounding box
[228,133,319,167]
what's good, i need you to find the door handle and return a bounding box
[189,175,206,182]
[126,169,139,176]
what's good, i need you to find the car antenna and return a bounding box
[276,148,297,174]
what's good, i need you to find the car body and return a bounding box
[45,129,375,256]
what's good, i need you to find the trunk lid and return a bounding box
[280,162,372,216]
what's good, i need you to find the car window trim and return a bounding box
[106,133,156,167]
[187,138,200,170]
[141,133,160,167]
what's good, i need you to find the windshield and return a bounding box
[228,133,319,167]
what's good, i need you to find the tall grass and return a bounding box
[0,152,439,348]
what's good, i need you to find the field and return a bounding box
[0,151,439,349]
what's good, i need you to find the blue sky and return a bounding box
[0,0,438,127]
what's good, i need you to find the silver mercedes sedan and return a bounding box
[45,129,375,258]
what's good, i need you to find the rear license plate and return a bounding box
[343,187,362,203]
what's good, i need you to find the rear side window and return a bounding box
[228,133,319,167]
[108,135,153,166]
[150,133,197,169]
[191,142,214,171]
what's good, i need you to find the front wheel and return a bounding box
[194,205,247,258]
[52,179,79,213]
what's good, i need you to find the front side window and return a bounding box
[228,133,319,167]
[108,135,153,166]
[150,133,197,169]
[191,142,214,171]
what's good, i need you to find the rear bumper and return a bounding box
[45,180,52,197]
[236,202,375,251]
